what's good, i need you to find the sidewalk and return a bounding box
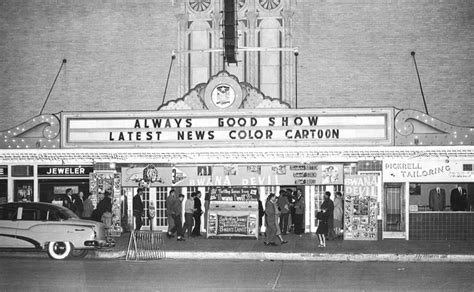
[93,232,474,262]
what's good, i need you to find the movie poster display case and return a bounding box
[206,187,259,239]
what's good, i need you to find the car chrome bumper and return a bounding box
[84,240,113,248]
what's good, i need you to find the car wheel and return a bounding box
[47,241,72,260]
[71,249,89,258]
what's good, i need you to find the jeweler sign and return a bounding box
[61,109,393,148]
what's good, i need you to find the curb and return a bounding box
[93,250,474,262]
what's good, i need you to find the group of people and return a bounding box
[132,188,203,242]
[131,187,345,248]
[260,188,305,246]
[259,189,344,248]
[59,188,112,223]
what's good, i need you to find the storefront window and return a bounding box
[409,183,473,212]
[14,180,34,202]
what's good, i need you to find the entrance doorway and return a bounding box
[383,183,406,239]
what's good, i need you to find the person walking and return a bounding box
[167,191,185,241]
[264,193,278,246]
[277,189,290,235]
[333,191,344,238]
[183,192,196,238]
[192,191,203,236]
[133,188,145,231]
[293,189,305,235]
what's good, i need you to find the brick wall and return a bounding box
[409,212,474,240]
[0,0,472,131]
[294,0,474,127]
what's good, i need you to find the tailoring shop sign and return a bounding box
[383,159,474,182]
[60,108,393,148]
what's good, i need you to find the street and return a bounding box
[0,257,473,291]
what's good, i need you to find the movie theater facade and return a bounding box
[0,72,473,240]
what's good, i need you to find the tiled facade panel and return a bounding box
[0,0,473,131]
[409,213,474,240]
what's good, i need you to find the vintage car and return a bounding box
[0,202,108,260]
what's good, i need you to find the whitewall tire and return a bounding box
[47,241,72,260]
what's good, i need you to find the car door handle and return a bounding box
[75,228,85,231]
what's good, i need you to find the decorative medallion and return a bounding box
[211,84,236,109]
[204,71,243,111]
[188,0,211,13]
[258,0,281,10]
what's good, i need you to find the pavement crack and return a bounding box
[272,263,283,290]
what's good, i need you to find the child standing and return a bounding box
[316,208,329,247]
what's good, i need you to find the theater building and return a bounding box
[0,1,473,240]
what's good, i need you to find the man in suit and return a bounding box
[133,188,145,231]
[429,187,446,211]
[63,188,76,213]
[450,185,468,211]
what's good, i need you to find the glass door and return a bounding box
[383,183,406,239]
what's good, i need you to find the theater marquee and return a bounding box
[61,108,393,148]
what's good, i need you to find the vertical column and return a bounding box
[211,11,224,73]
[281,7,295,108]
[176,13,189,97]
[246,10,258,85]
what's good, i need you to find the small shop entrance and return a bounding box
[383,183,406,239]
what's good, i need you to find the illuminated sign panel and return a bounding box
[61,108,393,148]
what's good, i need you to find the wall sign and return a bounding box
[61,108,393,148]
[383,159,474,182]
[38,166,93,177]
